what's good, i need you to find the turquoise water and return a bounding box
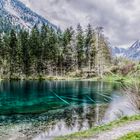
[0,81,139,140]
[0,81,117,115]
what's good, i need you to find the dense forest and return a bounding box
[0,24,111,80]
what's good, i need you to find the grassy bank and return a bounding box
[103,74,140,84]
[118,132,140,140]
[55,115,140,140]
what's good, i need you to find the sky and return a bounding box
[20,0,140,48]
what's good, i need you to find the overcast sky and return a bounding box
[20,0,140,48]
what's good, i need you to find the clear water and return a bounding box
[0,81,139,140]
[0,81,117,114]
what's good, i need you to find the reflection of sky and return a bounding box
[102,92,140,124]
[33,105,97,140]
[34,89,140,140]
[0,81,140,140]
[33,104,106,140]
[0,81,114,114]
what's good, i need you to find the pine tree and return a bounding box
[61,27,75,74]
[30,25,41,75]
[85,24,93,70]
[46,27,59,75]
[0,34,4,78]
[62,27,74,47]
[9,29,19,78]
[76,24,85,70]
[90,32,96,70]
[0,34,4,60]
[19,30,31,76]
[40,24,50,75]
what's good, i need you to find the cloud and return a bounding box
[20,0,140,47]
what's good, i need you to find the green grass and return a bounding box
[118,132,140,140]
[54,115,140,140]
[103,74,140,84]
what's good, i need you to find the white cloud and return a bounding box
[20,0,140,48]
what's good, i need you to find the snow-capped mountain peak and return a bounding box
[124,40,140,60]
[112,40,140,60]
[0,0,56,32]
[129,40,140,50]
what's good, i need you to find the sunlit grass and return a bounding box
[118,132,140,140]
[103,74,140,84]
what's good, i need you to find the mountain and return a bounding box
[112,46,126,57]
[0,0,56,32]
[112,40,140,60]
[124,40,140,60]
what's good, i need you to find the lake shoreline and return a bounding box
[0,75,137,84]
[55,115,140,140]
[0,75,101,81]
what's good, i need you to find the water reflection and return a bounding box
[102,84,140,123]
[0,81,114,114]
[33,104,107,140]
[0,81,139,140]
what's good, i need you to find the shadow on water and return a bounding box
[0,81,139,140]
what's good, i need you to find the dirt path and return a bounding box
[86,120,140,140]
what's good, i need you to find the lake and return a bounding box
[0,81,139,140]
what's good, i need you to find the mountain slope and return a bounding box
[112,40,140,60]
[125,40,140,60]
[0,0,56,32]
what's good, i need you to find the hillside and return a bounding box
[0,0,56,32]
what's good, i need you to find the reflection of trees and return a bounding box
[38,103,108,138]
[0,81,116,139]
